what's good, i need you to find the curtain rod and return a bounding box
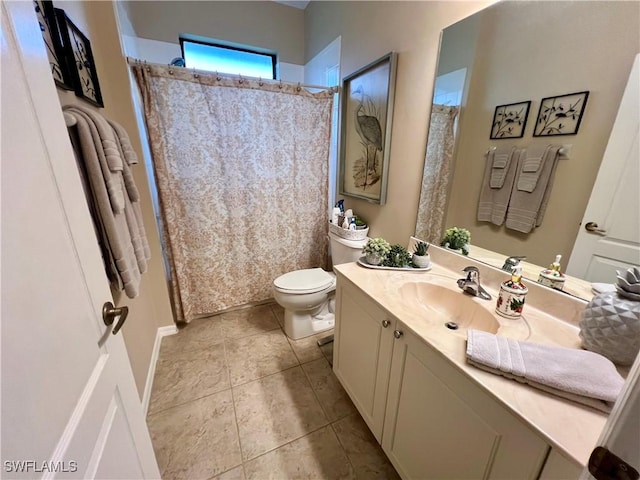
[125,56,339,92]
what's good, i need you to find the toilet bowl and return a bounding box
[272,231,367,340]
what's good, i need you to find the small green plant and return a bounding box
[383,244,412,268]
[441,227,471,252]
[413,241,430,256]
[354,216,367,227]
[363,238,391,257]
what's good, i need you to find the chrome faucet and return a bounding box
[502,256,526,272]
[457,266,492,300]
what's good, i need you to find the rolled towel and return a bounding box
[466,329,625,412]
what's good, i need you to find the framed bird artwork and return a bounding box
[339,52,397,205]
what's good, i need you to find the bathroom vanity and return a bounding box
[333,244,613,479]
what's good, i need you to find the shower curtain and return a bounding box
[133,65,334,322]
[415,104,459,244]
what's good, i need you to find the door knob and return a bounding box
[394,330,403,339]
[382,320,391,328]
[585,222,606,233]
[102,302,129,335]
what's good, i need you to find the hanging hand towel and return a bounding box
[64,105,126,213]
[477,146,518,225]
[64,108,147,298]
[505,145,561,233]
[466,329,624,412]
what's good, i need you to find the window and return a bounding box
[180,38,276,79]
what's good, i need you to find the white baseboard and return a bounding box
[142,325,178,415]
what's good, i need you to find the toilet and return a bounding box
[272,231,367,340]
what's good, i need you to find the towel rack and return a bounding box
[486,144,572,159]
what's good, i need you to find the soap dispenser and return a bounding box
[537,254,566,291]
[496,265,528,319]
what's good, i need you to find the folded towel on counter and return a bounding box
[592,283,617,294]
[466,329,625,412]
[505,145,561,233]
[477,146,518,225]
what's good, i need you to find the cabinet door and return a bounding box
[382,326,548,480]
[333,280,395,442]
[538,450,581,480]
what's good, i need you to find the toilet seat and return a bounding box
[273,268,335,294]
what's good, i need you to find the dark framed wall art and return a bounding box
[533,91,589,137]
[57,9,104,107]
[339,52,397,205]
[34,0,74,90]
[489,100,531,139]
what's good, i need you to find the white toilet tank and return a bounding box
[328,231,367,266]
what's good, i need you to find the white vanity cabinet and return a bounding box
[382,324,549,479]
[333,277,396,441]
[334,278,553,479]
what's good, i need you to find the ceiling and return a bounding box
[274,1,310,10]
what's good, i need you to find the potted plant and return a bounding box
[382,244,412,268]
[412,241,431,268]
[362,238,391,265]
[441,227,471,255]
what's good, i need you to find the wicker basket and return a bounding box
[329,221,368,241]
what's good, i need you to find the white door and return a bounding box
[1,3,159,479]
[581,352,640,480]
[567,55,640,281]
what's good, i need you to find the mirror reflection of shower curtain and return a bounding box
[133,65,334,323]
[415,104,459,244]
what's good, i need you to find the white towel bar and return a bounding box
[486,144,571,159]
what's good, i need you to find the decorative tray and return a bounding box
[357,257,432,272]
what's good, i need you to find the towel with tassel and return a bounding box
[466,329,624,412]
[477,146,519,225]
[505,144,561,233]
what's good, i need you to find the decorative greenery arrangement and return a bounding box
[383,244,412,268]
[441,227,471,253]
[363,238,391,257]
[413,241,430,256]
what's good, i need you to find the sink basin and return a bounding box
[399,282,499,335]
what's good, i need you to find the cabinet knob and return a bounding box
[394,330,403,339]
[382,320,391,328]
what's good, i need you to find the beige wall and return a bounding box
[305,1,493,246]
[122,1,305,65]
[443,1,640,267]
[56,1,174,398]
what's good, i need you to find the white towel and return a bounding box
[466,329,624,412]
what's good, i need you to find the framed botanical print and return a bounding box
[533,91,589,136]
[489,100,531,139]
[339,52,397,205]
[33,0,74,90]
[57,9,104,107]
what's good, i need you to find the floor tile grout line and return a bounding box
[240,421,333,466]
[329,416,358,475]
[300,357,333,422]
[229,362,301,390]
[147,384,232,419]
[224,339,247,468]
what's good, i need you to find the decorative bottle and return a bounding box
[496,266,528,319]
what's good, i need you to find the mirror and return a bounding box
[417,0,639,300]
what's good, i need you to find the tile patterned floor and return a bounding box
[147,303,400,480]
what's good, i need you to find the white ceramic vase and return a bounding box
[365,253,382,265]
[580,292,640,365]
[412,254,431,268]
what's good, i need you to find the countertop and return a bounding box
[466,244,594,301]
[334,244,614,468]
